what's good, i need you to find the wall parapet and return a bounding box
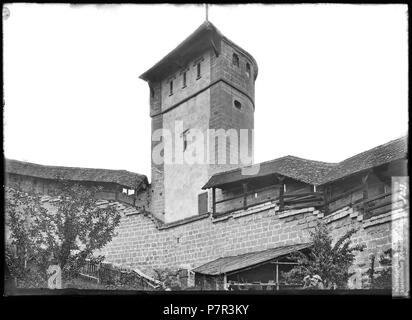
[158,213,210,230]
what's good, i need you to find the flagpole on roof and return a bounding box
[205,3,209,22]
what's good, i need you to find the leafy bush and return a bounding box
[5,183,121,287]
[363,249,392,289]
[152,268,181,290]
[282,221,365,289]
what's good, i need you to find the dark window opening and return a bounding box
[150,86,155,98]
[169,80,173,96]
[246,63,251,78]
[183,129,189,151]
[234,100,242,110]
[232,53,239,67]
[198,192,208,215]
[182,71,187,88]
[196,63,201,79]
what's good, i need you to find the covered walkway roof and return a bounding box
[193,243,312,276]
[202,136,407,189]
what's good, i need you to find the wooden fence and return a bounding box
[79,260,160,289]
[212,183,325,217]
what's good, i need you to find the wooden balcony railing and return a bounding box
[212,182,325,217]
[362,191,394,219]
[212,177,405,219]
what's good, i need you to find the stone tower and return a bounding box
[140,21,258,223]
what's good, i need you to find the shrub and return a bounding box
[282,221,365,289]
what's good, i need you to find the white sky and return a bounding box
[3,4,408,181]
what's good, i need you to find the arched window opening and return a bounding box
[169,80,173,96]
[246,63,251,78]
[196,63,201,79]
[182,71,187,88]
[232,53,239,67]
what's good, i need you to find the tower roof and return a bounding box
[139,21,258,83]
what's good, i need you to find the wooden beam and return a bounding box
[323,186,329,215]
[275,261,279,291]
[210,39,220,57]
[278,176,285,211]
[214,184,281,204]
[212,187,216,215]
[270,261,299,265]
[362,172,370,213]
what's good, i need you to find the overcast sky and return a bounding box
[3,4,408,180]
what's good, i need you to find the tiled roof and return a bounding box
[203,135,408,189]
[202,156,336,189]
[139,21,258,82]
[318,135,408,184]
[5,159,148,190]
[193,243,312,276]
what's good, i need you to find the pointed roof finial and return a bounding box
[205,3,209,22]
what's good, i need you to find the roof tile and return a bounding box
[203,135,407,189]
[5,159,148,190]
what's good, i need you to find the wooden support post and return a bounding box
[278,176,285,211]
[362,172,370,213]
[275,261,279,291]
[212,187,216,216]
[223,274,228,290]
[242,183,248,210]
[323,186,329,215]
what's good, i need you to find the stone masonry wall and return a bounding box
[103,202,395,288]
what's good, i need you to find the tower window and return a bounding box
[234,100,242,110]
[246,63,251,78]
[183,129,189,151]
[196,63,201,79]
[232,53,239,67]
[150,86,155,98]
[182,71,187,88]
[169,80,174,96]
[198,192,208,215]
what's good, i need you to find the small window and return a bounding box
[182,71,187,88]
[183,129,189,151]
[196,63,201,79]
[150,86,155,98]
[169,80,174,95]
[198,192,208,214]
[234,100,242,110]
[128,189,135,196]
[122,188,128,194]
[232,53,239,67]
[246,63,251,77]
